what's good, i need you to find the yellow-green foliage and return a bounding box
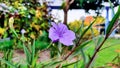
[68,20,82,32]
[83,27,99,40]
[68,20,99,40]
[0,28,5,35]
[0,1,50,40]
[94,16,105,25]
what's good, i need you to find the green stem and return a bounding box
[58,42,62,58]
[80,49,86,66]
[47,42,53,49]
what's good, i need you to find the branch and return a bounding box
[85,19,120,68]
[69,0,74,5]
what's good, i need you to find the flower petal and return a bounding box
[63,30,76,40]
[59,38,73,46]
[51,22,58,29]
[49,27,59,42]
[58,23,68,34]
[59,30,76,46]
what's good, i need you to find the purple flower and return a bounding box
[49,22,76,46]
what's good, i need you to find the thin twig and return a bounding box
[100,42,120,51]
[85,38,107,68]
[85,20,119,68]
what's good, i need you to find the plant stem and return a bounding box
[58,42,62,58]
[85,38,107,68]
[63,0,74,25]
[63,47,76,60]
[85,20,119,68]
[47,42,53,49]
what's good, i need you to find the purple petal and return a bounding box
[51,22,58,29]
[49,27,59,42]
[59,30,76,46]
[59,38,73,46]
[63,30,76,40]
[57,23,68,34]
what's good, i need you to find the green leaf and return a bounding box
[76,40,92,50]
[11,28,18,38]
[80,49,87,67]
[70,40,92,59]
[42,60,63,68]
[80,20,95,39]
[23,44,31,65]
[96,36,104,47]
[32,39,38,67]
[62,60,80,67]
[32,55,38,68]
[106,5,120,35]
[32,39,35,61]
[0,58,17,68]
[108,0,115,14]
[75,21,84,35]
[0,39,13,50]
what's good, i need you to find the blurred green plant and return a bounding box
[0,39,13,68]
[0,1,120,68]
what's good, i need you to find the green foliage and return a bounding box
[0,1,120,68]
[0,58,17,68]
[0,1,50,42]
[35,31,50,50]
[0,39,13,51]
[106,5,120,36]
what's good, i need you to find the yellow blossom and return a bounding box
[34,25,40,31]
[0,28,5,35]
[14,1,19,8]
[30,33,35,39]
[30,23,40,31]
[69,20,82,31]
[94,16,105,24]
[39,30,42,35]
[35,10,42,18]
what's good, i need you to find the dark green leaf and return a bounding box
[80,20,95,39]
[106,5,120,35]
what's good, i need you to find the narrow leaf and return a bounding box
[43,60,63,68]
[76,40,92,50]
[32,39,35,61]
[108,0,115,14]
[0,58,17,68]
[23,44,31,65]
[106,5,120,35]
[62,60,80,67]
[80,20,95,39]
[70,40,92,59]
